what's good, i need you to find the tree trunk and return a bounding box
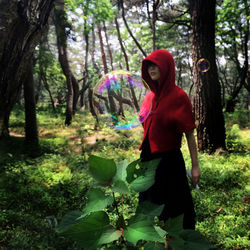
[80,28,90,109]
[42,73,56,112]
[0,0,54,138]
[115,17,129,70]
[23,61,38,144]
[190,0,226,152]
[114,17,139,111]
[152,0,159,51]
[120,0,147,57]
[103,21,114,71]
[91,26,101,78]
[97,24,117,116]
[54,0,79,126]
[225,2,249,113]
[88,26,100,123]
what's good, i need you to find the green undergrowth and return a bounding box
[0,106,249,249]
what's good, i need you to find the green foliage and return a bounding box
[34,42,66,106]
[65,0,116,27]
[58,211,121,249]
[224,110,250,129]
[226,124,247,152]
[124,214,164,245]
[2,107,249,249]
[126,158,161,192]
[57,155,214,249]
[89,155,117,184]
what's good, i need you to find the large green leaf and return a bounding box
[127,158,161,192]
[82,188,113,216]
[56,210,82,233]
[165,214,184,236]
[168,236,185,250]
[154,225,167,238]
[59,211,121,249]
[111,179,129,194]
[179,230,216,249]
[136,201,165,222]
[124,214,164,245]
[144,241,166,250]
[126,158,141,183]
[88,155,117,184]
[113,159,129,182]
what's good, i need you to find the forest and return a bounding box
[0,0,249,249]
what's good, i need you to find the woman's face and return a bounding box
[147,63,160,81]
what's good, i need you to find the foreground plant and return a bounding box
[56,155,215,249]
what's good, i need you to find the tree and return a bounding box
[54,0,79,126]
[189,0,226,152]
[35,41,57,111]
[0,0,54,138]
[120,0,147,57]
[216,0,249,112]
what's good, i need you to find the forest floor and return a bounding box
[0,107,249,249]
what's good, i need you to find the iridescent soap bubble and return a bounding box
[197,58,210,72]
[92,70,152,130]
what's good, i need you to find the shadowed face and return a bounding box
[147,62,161,81]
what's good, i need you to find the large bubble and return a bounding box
[92,70,152,130]
[197,58,210,72]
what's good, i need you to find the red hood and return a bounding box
[141,49,176,100]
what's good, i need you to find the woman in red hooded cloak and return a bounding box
[139,49,200,229]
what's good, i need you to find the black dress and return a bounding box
[139,134,196,230]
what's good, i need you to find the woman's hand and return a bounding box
[185,130,201,187]
[191,165,200,187]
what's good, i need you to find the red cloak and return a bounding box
[139,49,195,153]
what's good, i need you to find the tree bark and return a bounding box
[152,0,159,51]
[97,24,117,116]
[23,60,38,144]
[54,0,79,126]
[114,17,139,111]
[80,27,90,109]
[0,0,54,138]
[190,0,226,152]
[103,21,114,71]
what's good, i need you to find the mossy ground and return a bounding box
[0,106,249,249]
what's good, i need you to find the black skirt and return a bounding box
[139,135,196,229]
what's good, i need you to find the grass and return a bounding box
[0,106,249,249]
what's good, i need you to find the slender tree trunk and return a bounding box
[120,0,147,57]
[35,73,42,104]
[103,21,114,71]
[152,0,159,51]
[80,30,90,109]
[0,0,54,138]
[91,26,101,77]
[88,88,98,119]
[88,26,100,123]
[114,17,139,111]
[190,0,226,152]
[37,42,56,111]
[97,25,109,74]
[54,0,79,125]
[41,73,56,112]
[97,24,117,115]
[23,61,38,144]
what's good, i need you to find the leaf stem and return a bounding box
[112,192,120,216]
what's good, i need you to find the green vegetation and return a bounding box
[0,107,249,249]
[57,155,214,249]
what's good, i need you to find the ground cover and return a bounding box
[0,106,249,249]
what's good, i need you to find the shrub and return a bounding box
[226,124,247,152]
[224,110,250,128]
[56,155,215,250]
